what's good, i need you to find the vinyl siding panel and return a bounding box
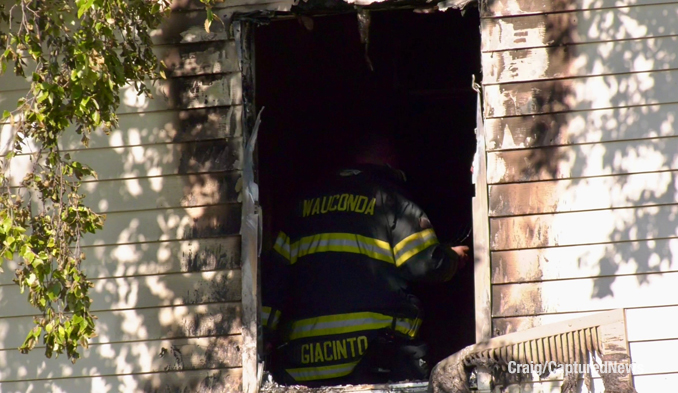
[0,5,255,391]
[481,1,678,391]
[0,368,243,392]
[489,171,678,216]
[481,4,678,52]
[492,272,678,317]
[0,236,241,286]
[480,0,675,17]
[0,336,243,380]
[2,107,243,147]
[0,40,241,92]
[484,69,678,118]
[0,303,242,348]
[492,238,678,284]
[0,73,243,116]
[483,36,678,85]
[484,104,678,151]
[0,270,242,317]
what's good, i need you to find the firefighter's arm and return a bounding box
[392,199,466,282]
[261,231,292,350]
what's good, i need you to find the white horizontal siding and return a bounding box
[0,7,246,391]
[492,238,678,284]
[0,368,242,392]
[483,35,678,85]
[481,0,676,17]
[492,373,674,392]
[487,136,678,184]
[0,73,242,116]
[80,171,242,213]
[490,203,678,250]
[4,139,243,187]
[0,302,242,349]
[1,236,241,286]
[1,40,241,92]
[484,68,678,118]
[482,0,678,387]
[494,305,678,340]
[481,3,678,52]
[485,103,678,151]
[492,272,678,317]
[489,171,678,216]
[0,336,242,381]
[78,204,241,247]
[0,270,241,317]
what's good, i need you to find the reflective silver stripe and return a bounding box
[394,230,437,260]
[274,232,291,261]
[286,361,360,382]
[394,229,438,266]
[262,307,281,330]
[290,315,393,340]
[289,312,393,340]
[287,311,424,341]
[270,309,281,330]
[297,237,391,258]
[290,233,394,264]
[394,317,422,338]
[262,310,271,327]
[290,239,299,262]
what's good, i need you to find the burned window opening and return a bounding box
[255,6,481,385]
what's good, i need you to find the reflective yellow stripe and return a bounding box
[394,317,422,338]
[262,306,272,327]
[273,232,291,261]
[393,228,436,254]
[393,229,439,266]
[262,306,281,330]
[287,311,421,341]
[286,361,360,382]
[289,311,393,340]
[270,309,281,329]
[289,233,394,265]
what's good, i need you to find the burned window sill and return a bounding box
[261,380,429,393]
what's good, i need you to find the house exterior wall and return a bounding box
[481,0,678,390]
[0,1,291,391]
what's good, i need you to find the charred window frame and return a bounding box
[233,2,490,389]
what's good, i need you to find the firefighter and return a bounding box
[261,132,469,387]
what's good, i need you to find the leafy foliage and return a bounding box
[0,0,174,363]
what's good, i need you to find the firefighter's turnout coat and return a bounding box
[262,165,460,384]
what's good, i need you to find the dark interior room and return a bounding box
[256,5,481,371]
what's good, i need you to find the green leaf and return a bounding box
[48,283,61,301]
[1,216,12,232]
[77,0,95,19]
[0,0,181,363]
[37,90,49,103]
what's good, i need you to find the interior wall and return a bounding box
[256,6,480,366]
